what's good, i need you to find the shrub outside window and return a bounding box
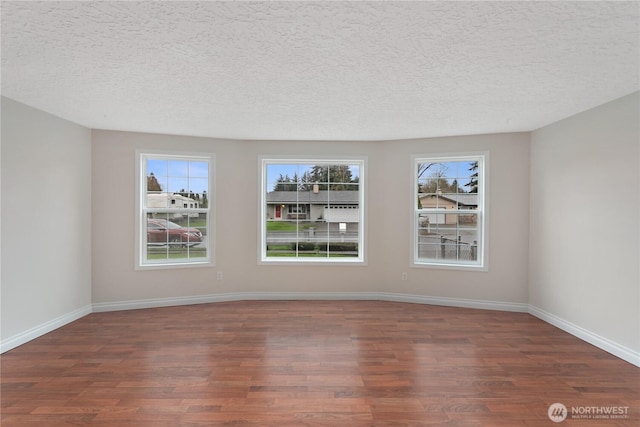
[137,152,213,268]
[261,158,365,263]
[413,154,486,269]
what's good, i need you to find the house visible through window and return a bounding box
[138,152,213,267]
[261,159,365,262]
[414,154,486,268]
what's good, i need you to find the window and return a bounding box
[261,158,365,263]
[137,152,213,268]
[413,154,486,269]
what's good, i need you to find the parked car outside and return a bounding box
[147,218,203,247]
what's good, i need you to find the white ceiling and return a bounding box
[1,1,638,141]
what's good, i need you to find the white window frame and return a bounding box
[136,150,215,269]
[412,153,488,270]
[259,157,366,264]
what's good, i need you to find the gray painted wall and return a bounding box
[90,131,530,305]
[1,97,92,345]
[530,92,639,355]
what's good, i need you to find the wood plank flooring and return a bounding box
[1,301,638,426]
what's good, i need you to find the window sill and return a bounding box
[136,260,214,271]
[412,260,487,272]
[259,257,365,266]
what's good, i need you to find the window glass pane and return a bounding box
[189,178,208,200]
[168,160,189,177]
[146,159,167,197]
[167,177,189,194]
[189,161,208,178]
[310,165,329,186]
[147,159,168,178]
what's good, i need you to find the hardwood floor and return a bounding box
[1,301,638,426]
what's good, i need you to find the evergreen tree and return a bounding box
[465,161,479,193]
[147,173,162,192]
[273,174,297,191]
[308,165,355,190]
[272,165,358,192]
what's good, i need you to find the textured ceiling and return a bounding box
[1,1,638,141]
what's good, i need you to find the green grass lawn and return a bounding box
[266,245,358,258]
[147,247,207,259]
[187,218,207,228]
[266,221,313,232]
[266,240,358,258]
[266,252,356,258]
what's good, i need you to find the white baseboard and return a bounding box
[378,292,529,312]
[529,305,640,368]
[92,292,380,312]
[0,304,93,354]
[92,291,529,313]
